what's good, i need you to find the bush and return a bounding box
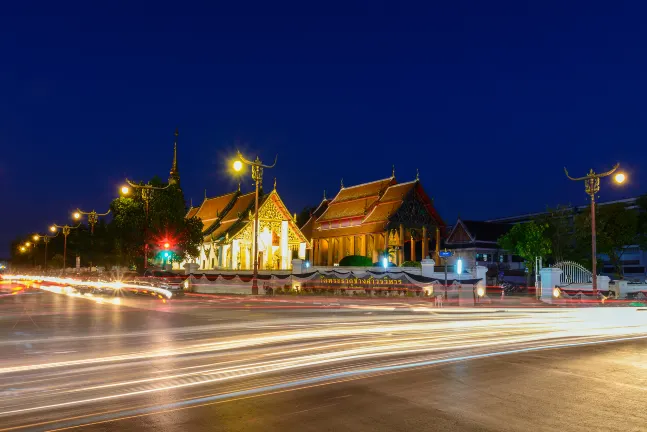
[401,261,421,268]
[339,255,373,266]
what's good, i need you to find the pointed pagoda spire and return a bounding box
[340,178,344,188]
[323,189,327,200]
[392,165,395,178]
[416,168,419,181]
[169,128,180,185]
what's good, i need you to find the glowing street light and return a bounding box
[456,258,463,275]
[120,185,130,195]
[20,246,26,252]
[32,234,39,242]
[232,150,277,294]
[73,212,81,220]
[32,232,58,270]
[382,257,388,269]
[49,223,81,272]
[565,163,626,295]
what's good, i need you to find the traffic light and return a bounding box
[163,241,170,249]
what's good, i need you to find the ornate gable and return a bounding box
[387,190,435,229]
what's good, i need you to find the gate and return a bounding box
[551,261,592,285]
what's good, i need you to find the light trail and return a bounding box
[0,293,646,430]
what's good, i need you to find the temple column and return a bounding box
[371,234,379,263]
[422,226,428,259]
[399,224,405,265]
[384,230,390,263]
[349,236,355,257]
[232,240,239,270]
[280,220,289,269]
[336,237,343,263]
[361,234,367,257]
[410,234,416,262]
[327,238,333,266]
[318,239,324,266]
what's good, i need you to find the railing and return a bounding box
[551,261,593,285]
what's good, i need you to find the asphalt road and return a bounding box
[1,282,646,431]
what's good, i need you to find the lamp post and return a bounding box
[73,208,110,234]
[32,232,58,271]
[121,180,170,269]
[49,223,81,272]
[233,151,277,295]
[564,163,626,296]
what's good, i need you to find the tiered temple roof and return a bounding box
[311,176,444,239]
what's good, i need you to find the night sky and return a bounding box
[1,1,645,256]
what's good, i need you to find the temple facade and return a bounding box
[180,185,309,271]
[302,173,445,266]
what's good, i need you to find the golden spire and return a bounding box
[341,178,344,188]
[169,128,180,185]
[323,190,326,200]
[274,177,277,190]
[392,165,395,178]
[416,168,419,181]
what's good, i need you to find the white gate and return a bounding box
[551,261,592,285]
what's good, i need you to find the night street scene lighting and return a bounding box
[4,4,647,432]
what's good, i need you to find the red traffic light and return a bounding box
[163,242,170,249]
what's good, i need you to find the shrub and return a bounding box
[401,261,421,268]
[339,255,373,267]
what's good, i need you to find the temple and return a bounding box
[302,170,445,266]
[181,184,310,271]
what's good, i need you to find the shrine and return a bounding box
[302,170,445,266]
[181,184,309,271]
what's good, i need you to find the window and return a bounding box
[476,253,488,262]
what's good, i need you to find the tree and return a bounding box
[296,205,317,228]
[498,221,552,287]
[535,204,576,263]
[108,178,203,269]
[637,194,647,252]
[574,202,639,278]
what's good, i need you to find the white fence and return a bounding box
[552,261,592,285]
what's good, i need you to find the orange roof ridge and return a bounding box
[334,176,395,192]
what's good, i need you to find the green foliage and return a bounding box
[339,255,372,266]
[574,202,639,278]
[637,194,647,251]
[296,205,317,228]
[498,221,551,275]
[535,205,576,263]
[401,261,421,268]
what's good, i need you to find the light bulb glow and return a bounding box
[233,160,243,172]
[614,173,626,184]
[121,186,130,195]
[456,258,463,274]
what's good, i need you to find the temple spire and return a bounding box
[392,165,395,178]
[169,128,180,185]
[416,168,419,181]
[323,190,327,200]
[341,178,344,188]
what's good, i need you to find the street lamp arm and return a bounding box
[596,162,620,178]
[236,150,278,168]
[125,178,171,191]
[564,167,588,181]
[76,208,111,217]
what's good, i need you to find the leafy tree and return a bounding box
[535,204,576,263]
[296,205,317,228]
[108,178,203,270]
[574,202,639,278]
[498,221,552,287]
[637,194,647,252]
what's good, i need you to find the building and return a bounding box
[487,197,646,278]
[182,183,310,271]
[444,218,524,271]
[303,171,445,266]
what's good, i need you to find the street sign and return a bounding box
[439,251,452,258]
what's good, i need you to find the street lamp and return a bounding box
[565,163,626,296]
[49,223,81,272]
[121,179,170,269]
[73,208,110,234]
[232,150,277,295]
[32,232,58,271]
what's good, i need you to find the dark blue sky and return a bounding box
[1,1,645,256]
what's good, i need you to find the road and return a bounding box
[0,282,646,431]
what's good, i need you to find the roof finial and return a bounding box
[416,168,419,181]
[392,165,395,178]
[190,198,193,208]
[341,178,344,188]
[237,182,241,192]
[274,177,277,190]
[204,188,207,200]
[323,189,327,200]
